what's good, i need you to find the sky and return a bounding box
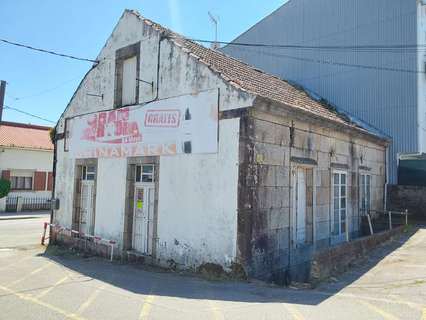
[0,0,285,126]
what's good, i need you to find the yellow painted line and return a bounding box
[9,262,52,286]
[283,303,305,320]
[0,284,85,320]
[36,275,69,299]
[73,284,106,316]
[139,288,156,320]
[422,307,426,320]
[207,299,225,320]
[359,300,399,320]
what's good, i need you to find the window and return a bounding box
[122,56,137,106]
[360,174,371,214]
[114,42,140,108]
[81,165,96,181]
[11,176,33,190]
[332,171,347,236]
[135,164,155,183]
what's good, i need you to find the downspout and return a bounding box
[143,32,165,105]
[50,125,58,240]
[286,121,295,284]
[384,144,390,211]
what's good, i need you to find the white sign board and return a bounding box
[67,90,218,158]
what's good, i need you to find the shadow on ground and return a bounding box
[38,227,420,306]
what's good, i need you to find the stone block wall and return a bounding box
[237,101,387,283]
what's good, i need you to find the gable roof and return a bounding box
[128,10,388,142]
[0,121,53,151]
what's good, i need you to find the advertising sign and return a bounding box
[67,90,218,158]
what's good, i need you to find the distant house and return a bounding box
[52,10,389,282]
[0,121,54,203]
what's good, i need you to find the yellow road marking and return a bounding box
[207,299,225,320]
[140,288,156,319]
[36,275,69,299]
[422,307,426,320]
[0,284,85,320]
[73,284,106,316]
[9,262,52,286]
[283,303,305,320]
[359,300,399,320]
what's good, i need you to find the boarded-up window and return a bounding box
[122,56,137,106]
[33,171,47,191]
[114,42,140,108]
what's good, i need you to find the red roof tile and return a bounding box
[128,10,386,140]
[0,121,53,151]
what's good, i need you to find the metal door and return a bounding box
[296,168,306,244]
[132,184,155,255]
[80,180,95,235]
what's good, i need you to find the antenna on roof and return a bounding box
[0,81,6,123]
[208,11,220,50]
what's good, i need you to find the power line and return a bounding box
[0,38,98,63]
[188,37,426,52]
[3,105,56,124]
[227,45,423,74]
[7,76,81,101]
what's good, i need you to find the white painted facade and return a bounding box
[53,11,387,278]
[0,147,53,198]
[54,10,254,270]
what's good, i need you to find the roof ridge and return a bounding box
[0,121,52,131]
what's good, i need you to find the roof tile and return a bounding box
[0,122,53,151]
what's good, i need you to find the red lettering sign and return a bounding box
[144,109,180,128]
[81,108,142,144]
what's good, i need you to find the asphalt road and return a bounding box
[0,216,425,320]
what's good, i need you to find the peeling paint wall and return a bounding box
[237,101,387,283]
[54,11,254,269]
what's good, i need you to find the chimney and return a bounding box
[0,81,6,123]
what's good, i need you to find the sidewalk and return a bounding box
[0,211,50,220]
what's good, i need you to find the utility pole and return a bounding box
[0,80,6,123]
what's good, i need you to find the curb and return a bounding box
[0,215,49,221]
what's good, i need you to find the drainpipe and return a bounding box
[384,144,390,211]
[50,125,57,242]
[143,32,165,105]
[286,121,294,284]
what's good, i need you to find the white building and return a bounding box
[53,10,389,282]
[0,121,54,210]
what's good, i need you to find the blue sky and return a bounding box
[0,0,285,125]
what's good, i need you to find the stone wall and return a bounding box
[237,100,387,283]
[310,226,405,284]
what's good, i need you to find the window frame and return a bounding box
[114,42,141,108]
[332,170,348,237]
[359,173,371,215]
[81,165,96,181]
[10,175,33,191]
[135,164,155,183]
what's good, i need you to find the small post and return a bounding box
[388,211,392,230]
[405,209,408,225]
[41,222,48,245]
[367,213,374,235]
[110,243,114,261]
